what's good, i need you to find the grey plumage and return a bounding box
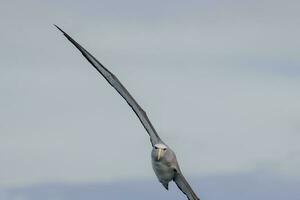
[152,143,199,200]
[55,25,200,200]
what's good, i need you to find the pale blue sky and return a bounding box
[0,0,299,188]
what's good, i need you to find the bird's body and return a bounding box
[55,25,200,200]
[152,155,175,184]
[151,144,176,189]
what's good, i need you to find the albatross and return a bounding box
[55,25,200,200]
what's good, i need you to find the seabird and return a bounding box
[55,25,200,200]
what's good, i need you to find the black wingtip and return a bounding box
[54,24,65,35]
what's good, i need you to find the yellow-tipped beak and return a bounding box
[157,148,163,160]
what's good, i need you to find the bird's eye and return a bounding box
[154,146,158,149]
[163,148,167,151]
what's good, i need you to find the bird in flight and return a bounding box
[55,25,200,200]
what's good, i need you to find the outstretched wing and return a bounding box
[174,172,200,200]
[55,25,161,146]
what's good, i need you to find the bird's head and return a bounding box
[153,143,168,161]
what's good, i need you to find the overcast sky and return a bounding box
[0,0,299,188]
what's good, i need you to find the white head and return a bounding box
[153,143,168,161]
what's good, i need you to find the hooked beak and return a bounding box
[157,148,163,160]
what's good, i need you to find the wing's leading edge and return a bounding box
[174,172,200,200]
[55,25,162,146]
